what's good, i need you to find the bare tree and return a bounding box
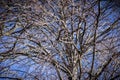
[0,0,120,80]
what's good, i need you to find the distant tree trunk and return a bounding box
[72,50,78,80]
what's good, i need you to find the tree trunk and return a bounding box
[72,50,78,80]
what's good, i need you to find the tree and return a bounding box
[0,0,120,80]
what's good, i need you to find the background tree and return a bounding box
[0,0,120,80]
